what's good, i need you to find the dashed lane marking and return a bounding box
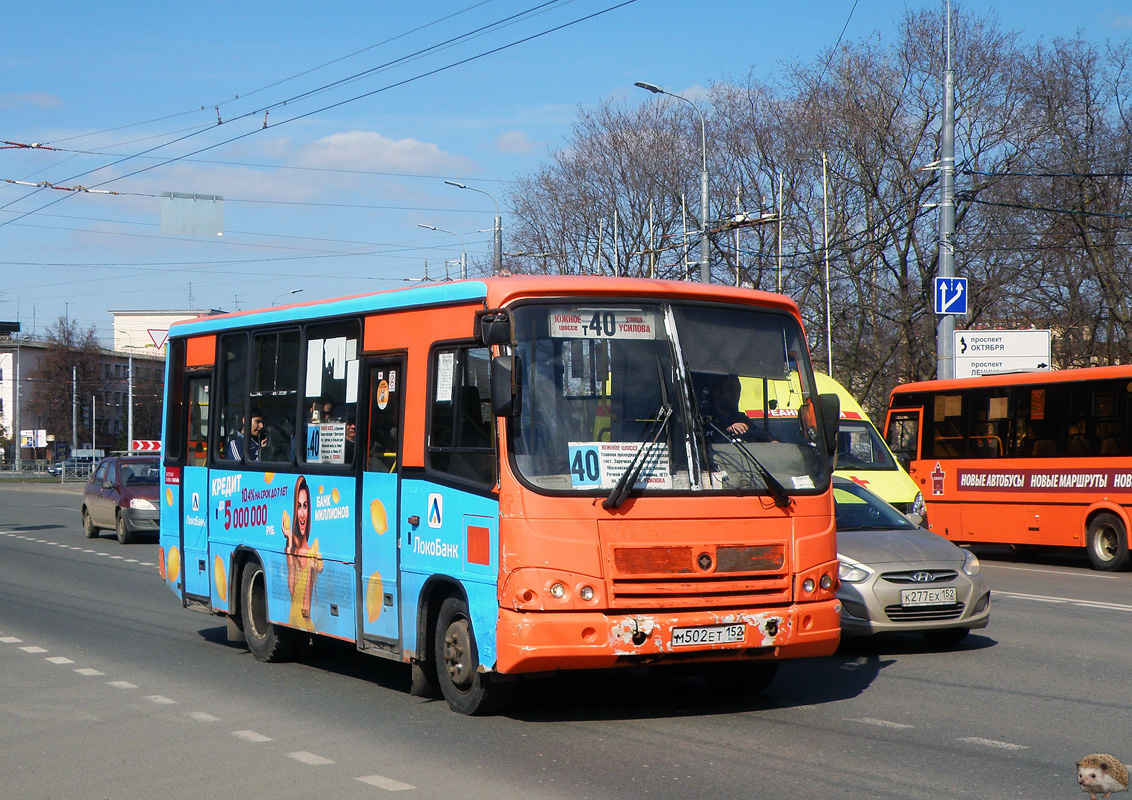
[847,717,914,729]
[288,751,335,766]
[187,712,221,722]
[46,656,74,664]
[107,680,138,689]
[75,668,104,676]
[232,730,273,743]
[959,737,1029,751]
[995,590,1132,613]
[357,775,416,791]
[19,646,48,653]
[145,695,178,705]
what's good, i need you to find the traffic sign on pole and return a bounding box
[131,440,161,452]
[934,277,968,315]
[953,330,1051,378]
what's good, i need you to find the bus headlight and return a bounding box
[549,582,566,599]
[579,585,594,602]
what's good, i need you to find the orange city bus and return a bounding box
[158,275,842,714]
[883,366,1132,571]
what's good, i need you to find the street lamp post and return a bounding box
[272,289,303,306]
[444,181,501,276]
[635,81,710,283]
[418,224,466,279]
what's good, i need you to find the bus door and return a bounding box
[181,375,212,601]
[359,357,405,645]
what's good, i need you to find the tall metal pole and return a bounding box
[822,152,833,376]
[72,365,78,453]
[936,3,957,380]
[635,82,710,282]
[13,346,20,472]
[128,356,134,452]
[776,171,784,294]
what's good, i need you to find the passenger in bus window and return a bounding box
[309,395,333,424]
[227,413,265,461]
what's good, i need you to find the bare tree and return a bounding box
[29,317,105,450]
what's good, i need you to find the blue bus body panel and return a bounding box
[360,471,400,642]
[399,477,500,667]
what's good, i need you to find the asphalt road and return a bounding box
[1,482,1129,799]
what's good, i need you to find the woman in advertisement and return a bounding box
[284,475,323,630]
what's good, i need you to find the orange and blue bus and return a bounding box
[884,366,1132,571]
[159,276,842,713]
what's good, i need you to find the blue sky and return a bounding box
[2,1,1130,343]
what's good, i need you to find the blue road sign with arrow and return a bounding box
[934,276,968,315]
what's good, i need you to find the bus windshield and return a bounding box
[510,301,830,496]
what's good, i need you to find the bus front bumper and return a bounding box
[494,600,841,674]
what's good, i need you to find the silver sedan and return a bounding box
[834,477,990,644]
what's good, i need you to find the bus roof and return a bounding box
[168,275,802,339]
[890,365,1132,397]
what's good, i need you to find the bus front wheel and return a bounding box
[240,563,300,662]
[433,596,513,715]
[1086,513,1131,571]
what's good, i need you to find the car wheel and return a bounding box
[922,628,969,646]
[82,508,99,539]
[701,660,779,694]
[1086,513,1130,571]
[432,596,513,715]
[240,562,300,662]
[116,512,134,545]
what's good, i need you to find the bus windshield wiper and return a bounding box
[603,403,673,510]
[702,416,792,508]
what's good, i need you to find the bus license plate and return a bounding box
[900,587,957,607]
[671,623,746,647]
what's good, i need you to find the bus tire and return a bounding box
[116,512,134,545]
[701,660,779,694]
[433,596,513,715]
[1086,513,1131,571]
[82,508,99,538]
[240,562,300,662]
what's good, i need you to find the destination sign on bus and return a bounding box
[549,308,657,339]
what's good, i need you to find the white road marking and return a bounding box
[75,668,104,676]
[231,730,273,743]
[0,636,23,643]
[186,712,220,722]
[995,590,1132,613]
[959,737,1028,751]
[357,775,416,791]
[145,695,178,705]
[288,751,335,766]
[983,563,1119,579]
[107,680,138,689]
[847,717,914,729]
[20,646,48,653]
[46,656,74,664]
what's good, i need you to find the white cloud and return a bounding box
[494,130,542,154]
[0,92,63,109]
[293,130,476,174]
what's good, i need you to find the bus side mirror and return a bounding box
[491,355,522,417]
[477,309,512,345]
[818,393,840,457]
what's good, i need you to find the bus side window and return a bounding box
[428,346,496,486]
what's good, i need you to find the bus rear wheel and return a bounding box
[240,562,300,662]
[432,596,513,715]
[1086,513,1131,571]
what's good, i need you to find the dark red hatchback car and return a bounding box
[80,456,161,544]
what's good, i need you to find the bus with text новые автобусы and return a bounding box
[158,276,842,714]
[884,366,1132,571]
